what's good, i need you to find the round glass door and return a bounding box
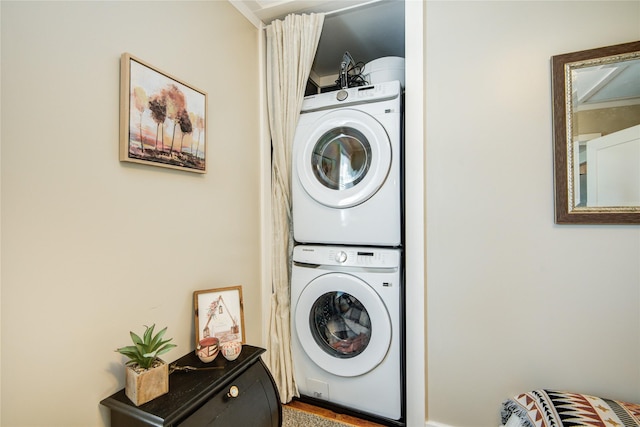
[310,291,371,359]
[295,272,391,377]
[296,109,391,209]
[311,127,371,191]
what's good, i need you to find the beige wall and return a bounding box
[1,2,260,426]
[425,1,640,426]
[575,105,640,136]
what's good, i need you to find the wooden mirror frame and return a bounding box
[551,40,640,224]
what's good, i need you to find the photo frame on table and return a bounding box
[120,52,207,173]
[193,286,245,348]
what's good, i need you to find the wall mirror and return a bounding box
[552,41,640,224]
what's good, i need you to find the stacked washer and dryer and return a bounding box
[290,57,405,425]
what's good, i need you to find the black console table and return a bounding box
[101,345,281,427]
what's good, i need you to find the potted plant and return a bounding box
[116,324,177,406]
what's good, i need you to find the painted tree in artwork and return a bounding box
[190,112,204,157]
[162,84,186,155]
[177,109,193,153]
[189,112,198,155]
[133,87,148,152]
[148,94,167,151]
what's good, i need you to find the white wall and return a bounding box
[404,2,427,426]
[1,2,260,426]
[425,1,640,426]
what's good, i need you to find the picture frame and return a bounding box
[120,53,207,173]
[193,286,245,349]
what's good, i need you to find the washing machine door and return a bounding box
[294,272,392,377]
[296,109,391,208]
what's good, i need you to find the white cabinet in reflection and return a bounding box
[586,124,640,207]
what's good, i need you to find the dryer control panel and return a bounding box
[293,245,400,269]
[300,80,401,113]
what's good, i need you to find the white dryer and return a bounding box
[290,245,403,421]
[292,80,402,247]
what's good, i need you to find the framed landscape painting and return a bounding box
[120,53,207,173]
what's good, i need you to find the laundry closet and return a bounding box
[233,1,424,426]
[289,2,406,426]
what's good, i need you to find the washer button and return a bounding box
[336,90,348,101]
[335,251,347,263]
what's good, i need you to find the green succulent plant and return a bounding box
[116,324,177,370]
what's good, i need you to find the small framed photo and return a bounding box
[120,52,207,173]
[194,286,245,348]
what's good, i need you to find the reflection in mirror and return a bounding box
[552,41,640,224]
[571,58,640,208]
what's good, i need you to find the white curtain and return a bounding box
[265,13,324,404]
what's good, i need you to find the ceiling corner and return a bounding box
[228,0,265,28]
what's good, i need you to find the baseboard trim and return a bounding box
[425,422,456,427]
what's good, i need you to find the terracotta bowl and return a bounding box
[220,340,242,361]
[196,337,219,363]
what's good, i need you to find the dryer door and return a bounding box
[294,272,392,377]
[295,109,391,208]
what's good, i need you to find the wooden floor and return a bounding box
[285,400,386,427]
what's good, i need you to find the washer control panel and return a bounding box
[293,245,400,269]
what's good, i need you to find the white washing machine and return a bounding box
[292,80,402,247]
[291,245,403,421]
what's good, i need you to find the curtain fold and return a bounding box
[265,13,324,404]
